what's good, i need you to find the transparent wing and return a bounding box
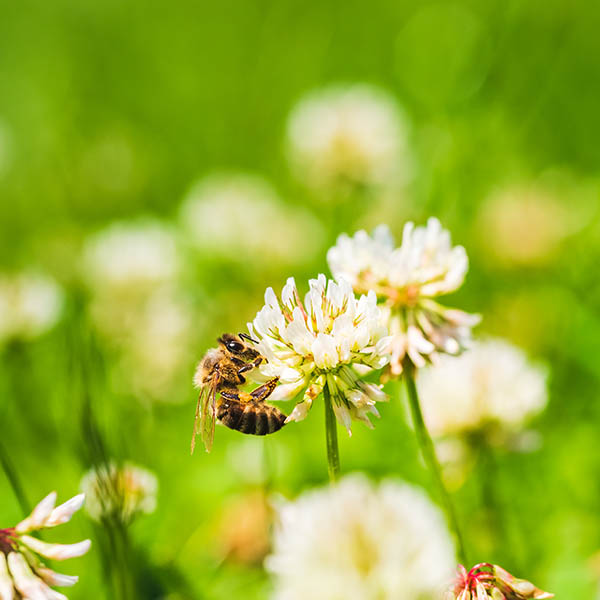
[190,377,218,454]
[201,379,218,453]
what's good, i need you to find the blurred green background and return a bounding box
[1,0,600,598]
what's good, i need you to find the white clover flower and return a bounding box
[82,220,193,399]
[328,218,480,376]
[179,172,324,263]
[266,474,455,600]
[248,275,390,434]
[80,462,158,524]
[286,84,410,192]
[419,338,548,439]
[0,272,64,345]
[477,184,584,267]
[117,289,195,398]
[82,220,180,294]
[0,492,91,599]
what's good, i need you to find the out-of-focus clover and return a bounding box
[447,563,553,600]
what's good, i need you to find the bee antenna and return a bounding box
[239,332,259,344]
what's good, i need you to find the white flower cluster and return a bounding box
[80,462,158,523]
[266,474,455,600]
[249,275,389,433]
[0,272,63,345]
[286,84,410,191]
[82,220,193,399]
[419,338,548,438]
[0,492,91,599]
[328,218,480,375]
[179,172,324,264]
[477,183,581,267]
[82,220,180,293]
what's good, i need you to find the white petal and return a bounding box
[16,492,57,533]
[45,494,85,528]
[285,399,313,423]
[269,380,306,402]
[281,277,297,308]
[36,567,78,588]
[7,553,66,600]
[332,403,352,436]
[312,334,339,369]
[0,553,14,600]
[21,536,92,561]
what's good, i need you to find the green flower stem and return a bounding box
[404,366,467,564]
[323,382,340,483]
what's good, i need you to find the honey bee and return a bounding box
[191,333,287,453]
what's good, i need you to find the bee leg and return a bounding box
[235,357,264,385]
[237,356,264,376]
[220,388,241,401]
[250,377,280,402]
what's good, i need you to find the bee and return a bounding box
[191,333,287,453]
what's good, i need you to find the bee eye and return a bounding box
[227,341,244,353]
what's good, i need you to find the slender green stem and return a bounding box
[404,367,467,564]
[0,439,30,516]
[323,382,340,482]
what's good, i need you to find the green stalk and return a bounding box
[404,366,467,564]
[323,381,340,482]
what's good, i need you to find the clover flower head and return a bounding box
[477,183,582,267]
[286,84,410,192]
[179,172,324,263]
[248,274,390,434]
[328,219,480,376]
[0,272,64,345]
[0,492,91,599]
[419,338,548,439]
[266,474,455,600]
[82,220,180,294]
[80,462,158,524]
[447,563,553,599]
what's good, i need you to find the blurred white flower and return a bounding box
[419,338,548,438]
[179,172,324,263]
[118,288,195,396]
[0,272,64,344]
[477,184,582,267]
[266,474,455,600]
[328,219,480,376]
[82,220,194,399]
[80,462,158,523]
[82,220,180,294]
[0,492,90,599]
[287,84,410,191]
[248,275,390,434]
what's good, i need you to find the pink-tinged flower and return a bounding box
[447,563,553,600]
[328,219,480,376]
[0,492,91,599]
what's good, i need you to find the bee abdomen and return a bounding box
[217,400,286,436]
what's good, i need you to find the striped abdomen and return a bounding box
[217,399,286,436]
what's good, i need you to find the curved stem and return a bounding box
[323,382,340,482]
[404,366,467,564]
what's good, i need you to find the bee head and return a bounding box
[218,333,260,360]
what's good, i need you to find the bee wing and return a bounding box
[201,379,218,453]
[190,376,218,454]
